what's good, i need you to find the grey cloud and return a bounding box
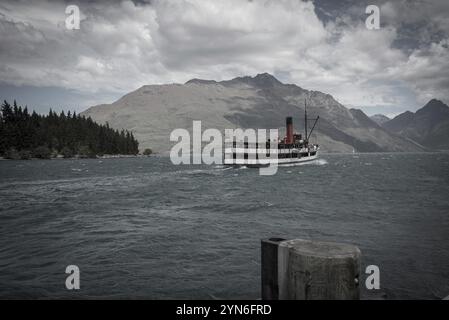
[0,0,448,113]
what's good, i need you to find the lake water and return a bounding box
[0,153,449,299]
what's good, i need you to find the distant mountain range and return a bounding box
[82,73,431,153]
[381,99,449,150]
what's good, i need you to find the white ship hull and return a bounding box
[223,150,319,167]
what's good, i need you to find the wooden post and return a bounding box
[261,238,361,300]
[261,237,286,300]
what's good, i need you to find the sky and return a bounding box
[0,0,448,117]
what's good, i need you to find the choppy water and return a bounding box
[0,153,449,299]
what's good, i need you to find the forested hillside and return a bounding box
[0,100,139,159]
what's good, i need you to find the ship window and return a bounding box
[232,141,236,148]
[244,153,248,159]
[233,153,236,159]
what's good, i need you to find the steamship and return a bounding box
[224,103,320,167]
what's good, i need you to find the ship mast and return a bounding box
[304,99,308,144]
[304,98,319,146]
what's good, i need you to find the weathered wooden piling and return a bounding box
[262,238,361,300]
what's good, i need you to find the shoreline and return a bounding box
[0,154,152,161]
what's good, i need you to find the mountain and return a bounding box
[370,114,390,125]
[382,99,449,150]
[82,73,423,154]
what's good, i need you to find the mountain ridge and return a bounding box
[370,114,390,125]
[82,73,424,154]
[382,99,449,150]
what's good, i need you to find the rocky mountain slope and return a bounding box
[82,73,423,154]
[382,99,449,150]
[370,114,390,125]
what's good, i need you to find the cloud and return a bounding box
[0,0,448,112]
[0,0,162,93]
[392,39,449,103]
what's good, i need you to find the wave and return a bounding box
[281,158,328,167]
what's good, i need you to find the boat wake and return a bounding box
[280,158,328,167]
[214,165,233,171]
[182,165,235,176]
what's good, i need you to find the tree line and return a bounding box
[0,100,139,159]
